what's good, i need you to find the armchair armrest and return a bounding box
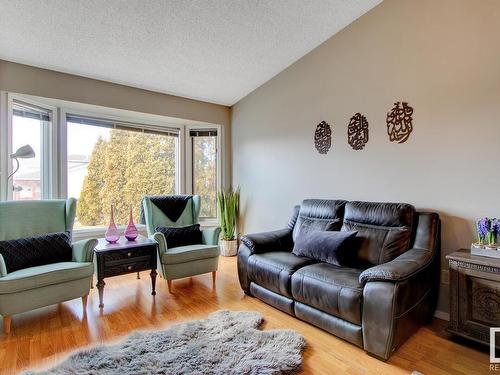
[359,247,434,285]
[240,228,293,254]
[0,254,6,277]
[72,239,98,263]
[202,227,221,246]
[152,232,168,253]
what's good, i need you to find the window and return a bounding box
[66,115,179,228]
[190,129,218,219]
[1,93,223,232]
[10,101,51,200]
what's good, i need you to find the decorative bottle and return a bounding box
[124,206,138,241]
[105,204,120,243]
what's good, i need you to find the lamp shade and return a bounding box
[10,144,35,159]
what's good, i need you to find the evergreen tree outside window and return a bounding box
[67,115,178,228]
[191,129,218,219]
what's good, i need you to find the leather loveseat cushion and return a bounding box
[247,252,316,298]
[292,199,346,242]
[342,201,415,267]
[291,263,364,325]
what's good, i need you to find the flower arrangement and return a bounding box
[476,217,499,247]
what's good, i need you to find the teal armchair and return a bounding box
[141,195,220,292]
[0,199,96,334]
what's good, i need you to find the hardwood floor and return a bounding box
[0,257,490,374]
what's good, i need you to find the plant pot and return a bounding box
[220,239,238,257]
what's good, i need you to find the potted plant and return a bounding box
[217,187,240,256]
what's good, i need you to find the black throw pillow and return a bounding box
[0,231,73,273]
[292,230,358,266]
[155,224,203,249]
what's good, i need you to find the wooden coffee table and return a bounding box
[94,235,158,308]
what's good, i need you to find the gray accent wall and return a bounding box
[231,0,500,314]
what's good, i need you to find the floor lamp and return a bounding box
[7,144,36,184]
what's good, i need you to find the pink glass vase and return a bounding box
[105,204,120,243]
[124,206,138,241]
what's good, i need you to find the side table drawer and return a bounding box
[103,260,153,278]
[102,247,153,264]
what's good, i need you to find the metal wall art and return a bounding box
[314,121,332,154]
[347,113,369,150]
[386,101,414,144]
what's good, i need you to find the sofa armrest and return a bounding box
[152,232,168,253]
[202,227,221,246]
[237,228,293,294]
[72,239,98,263]
[240,228,293,255]
[361,213,440,359]
[359,247,433,284]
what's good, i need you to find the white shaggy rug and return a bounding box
[28,310,306,375]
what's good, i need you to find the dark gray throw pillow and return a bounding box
[0,231,73,273]
[293,217,340,240]
[292,230,358,266]
[155,224,202,249]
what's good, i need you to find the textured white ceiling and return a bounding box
[0,0,381,106]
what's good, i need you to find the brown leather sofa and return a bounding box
[237,199,440,360]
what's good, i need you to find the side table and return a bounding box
[94,235,158,308]
[447,249,500,348]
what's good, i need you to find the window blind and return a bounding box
[13,102,50,122]
[66,114,179,137]
[189,129,217,137]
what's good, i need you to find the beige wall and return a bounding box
[231,0,500,314]
[0,59,232,187]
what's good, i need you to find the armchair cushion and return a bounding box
[155,224,202,249]
[161,244,219,265]
[0,262,93,294]
[0,232,72,273]
[359,247,434,284]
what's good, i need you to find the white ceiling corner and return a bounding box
[0,0,382,106]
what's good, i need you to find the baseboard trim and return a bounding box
[434,310,449,321]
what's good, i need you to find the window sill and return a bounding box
[72,224,148,242]
[72,222,220,241]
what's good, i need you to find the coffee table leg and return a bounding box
[150,269,157,295]
[97,279,105,308]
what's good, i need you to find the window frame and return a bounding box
[5,93,58,200]
[60,108,183,199]
[185,124,222,224]
[0,91,223,237]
